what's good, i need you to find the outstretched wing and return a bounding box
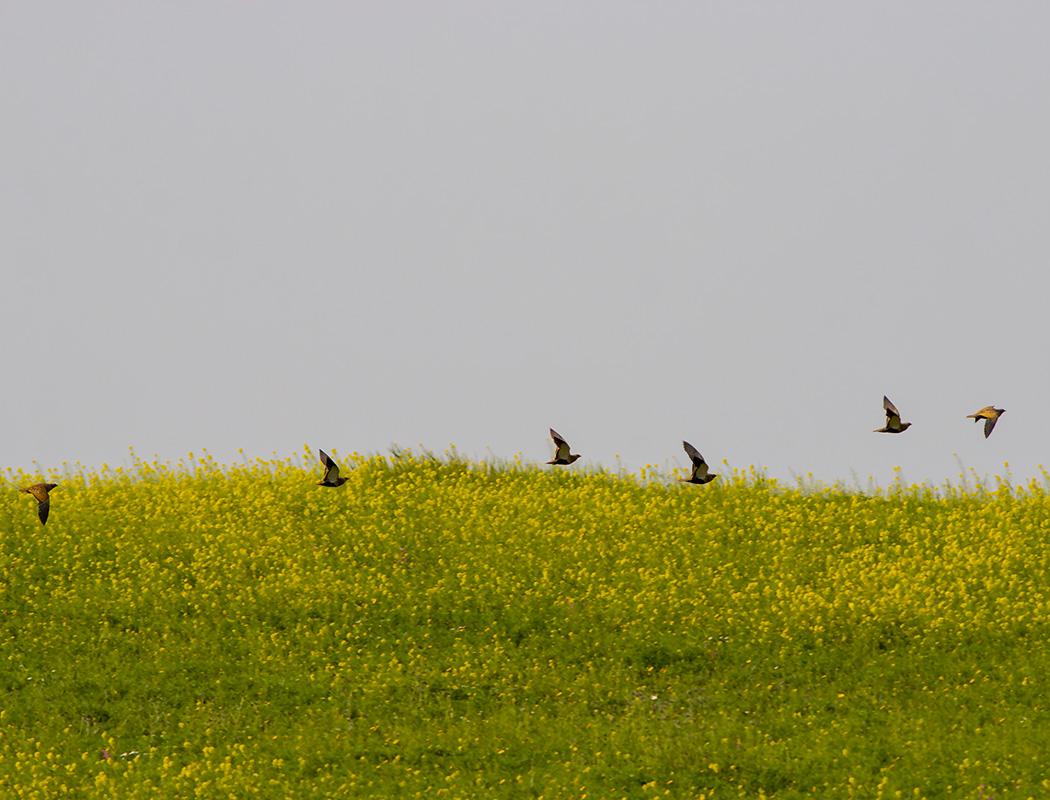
[882,396,903,431]
[37,500,49,525]
[682,441,709,480]
[984,416,999,438]
[549,429,571,461]
[318,449,341,483]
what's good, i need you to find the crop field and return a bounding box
[1,448,1050,799]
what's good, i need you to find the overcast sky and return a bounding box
[3,3,1048,489]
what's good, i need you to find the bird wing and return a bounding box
[984,416,998,438]
[550,429,570,460]
[318,449,341,483]
[682,441,709,479]
[883,396,901,418]
[37,500,49,525]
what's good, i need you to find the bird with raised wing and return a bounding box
[20,483,58,525]
[315,450,350,487]
[547,429,582,465]
[966,406,1005,438]
[874,396,912,434]
[680,441,718,485]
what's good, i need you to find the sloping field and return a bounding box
[1,450,1048,798]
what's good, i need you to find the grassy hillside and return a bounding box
[1,449,1049,798]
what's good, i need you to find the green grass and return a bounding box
[1,450,1049,798]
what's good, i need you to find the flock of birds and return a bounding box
[16,398,1007,527]
[874,396,1006,438]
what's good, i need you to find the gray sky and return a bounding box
[3,3,1049,488]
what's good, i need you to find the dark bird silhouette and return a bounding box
[547,429,581,465]
[874,396,912,434]
[680,441,718,485]
[966,406,1005,438]
[315,450,349,487]
[20,483,58,525]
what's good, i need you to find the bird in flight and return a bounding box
[547,429,582,465]
[315,450,350,487]
[874,396,912,434]
[20,482,58,525]
[680,441,718,485]
[966,406,1005,438]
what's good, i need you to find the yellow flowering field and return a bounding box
[1,448,1049,798]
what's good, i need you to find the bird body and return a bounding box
[547,429,581,465]
[874,396,912,433]
[967,406,1005,438]
[680,441,717,484]
[20,482,58,525]
[315,450,349,487]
